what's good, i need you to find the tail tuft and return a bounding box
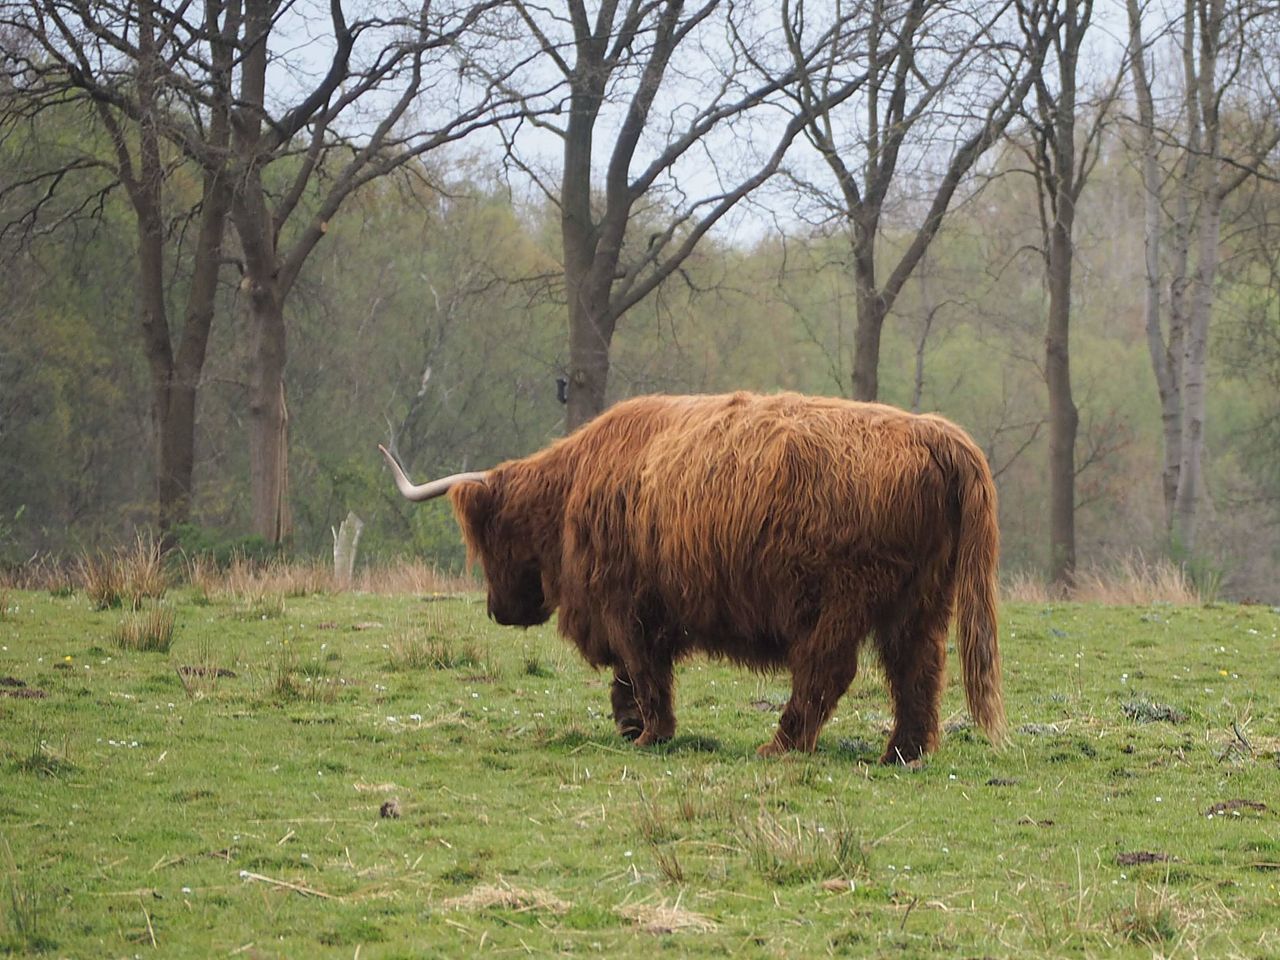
[947,432,1006,745]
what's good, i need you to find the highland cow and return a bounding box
[380,391,1004,763]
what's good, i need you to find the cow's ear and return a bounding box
[449,479,495,558]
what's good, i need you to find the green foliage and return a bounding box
[1,837,56,954]
[171,524,280,569]
[5,100,1280,597]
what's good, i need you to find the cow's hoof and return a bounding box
[879,747,926,768]
[756,739,788,758]
[634,730,671,747]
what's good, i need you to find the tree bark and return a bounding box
[234,0,291,543]
[127,0,231,545]
[244,279,291,544]
[1127,0,1183,537]
[852,289,886,402]
[1173,0,1225,554]
[1045,217,1078,585]
[566,299,616,431]
[1032,0,1097,589]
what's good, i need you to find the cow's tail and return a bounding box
[947,431,1006,746]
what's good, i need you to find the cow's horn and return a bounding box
[378,444,487,501]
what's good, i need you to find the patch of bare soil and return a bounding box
[1204,799,1268,818]
[177,665,237,679]
[1017,816,1055,827]
[0,677,46,699]
[1116,851,1173,866]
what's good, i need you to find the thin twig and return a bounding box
[238,870,334,899]
[139,897,157,947]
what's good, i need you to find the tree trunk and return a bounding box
[246,284,291,544]
[1046,218,1078,587]
[566,300,615,432]
[852,295,886,402]
[1173,153,1221,554]
[155,381,196,539]
[1128,0,1182,537]
[135,202,186,542]
[850,221,883,402]
[1172,0,1224,555]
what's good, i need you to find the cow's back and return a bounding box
[625,393,959,638]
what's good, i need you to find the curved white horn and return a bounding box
[378,444,488,502]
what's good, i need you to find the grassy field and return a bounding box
[1,581,1278,958]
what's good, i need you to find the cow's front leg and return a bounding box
[624,658,676,746]
[601,606,676,746]
[611,654,675,746]
[610,669,645,741]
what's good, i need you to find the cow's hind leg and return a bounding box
[758,608,867,757]
[877,592,952,765]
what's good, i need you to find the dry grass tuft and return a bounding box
[1002,554,1200,606]
[174,636,233,699]
[183,556,473,601]
[78,551,126,610]
[1071,554,1199,605]
[203,556,332,601]
[354,559,476,596]
[1,554,75,594]
[617,899,718,934]
[79,534,167,611]
[1110,886,1182,948]
[740,810,867,885]
[111,604,177,653]
[1001,568,1050,603]
[442,880,569,915]
[387,630,481,672]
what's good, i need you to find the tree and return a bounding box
[1015,0,1122,586]
[1,0,236,544]
[499,0,868,429]
[779,0,1049,402]
[225,0,519,543]
[1127,0,1280,554]
[4,0,522,544]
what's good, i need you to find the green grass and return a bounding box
[1,590,1278,957]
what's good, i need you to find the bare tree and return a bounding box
[4,0,522,544]
[1,0,236,544]
[1014,0,1123,586]
[499,1,867,429]
[227,0,520,543]
[1127,0,1280,554]
[779,0,1050,402]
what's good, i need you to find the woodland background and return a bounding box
[1,0,1278,599]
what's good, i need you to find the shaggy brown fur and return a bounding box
[437,391,1003,763]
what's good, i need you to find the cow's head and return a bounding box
[378,445,554,627]
[449,476,554,626]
